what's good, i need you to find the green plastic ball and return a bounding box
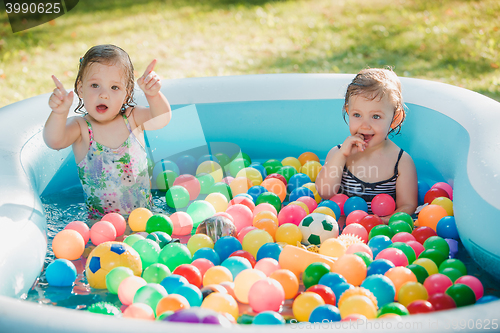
[445,284,476,307]
[132,239,161,269]
[166,185,190,208]
[256,192,282,213]
[302,262,331,289]
[156,170,178,191]
[388,220,413,235]
[142,263,172,284]
[105,266,134,294]
[277,166,298,182]
[418,248,448,267]
[377,302,409,317]
[87,302,121,315]
[146,231,173,248]
[231,152,252,166]
[440,267,463,282]
[439,259,467,276]
[354,251,373,267]
[123,233,145,247]
[263,159,283,175]
[186,200,217,229]
[229,158,250,177]
[423,236,450,257]
[368,225,395,240]
[406,264,429,284]
[389,242,416,264]
[388,212,414,229]
[133,283,168,316]
[158,242,192,271]
[146,214,173,235]
[208,182,233,201]
[214,153,231,167]
[196,173,215,194]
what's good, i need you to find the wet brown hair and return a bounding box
[343,68,406,135]
[74,44,135,114]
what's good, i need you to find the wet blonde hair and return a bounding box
[343,68,406,135]
[74,44,135,114]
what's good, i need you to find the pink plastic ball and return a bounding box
[342,223,368,243]
[254,258,281,276]
[228,196,256,212]
[371,194,396,217]
[174,174,201,200]
[122,303,155,320]
[423,273,453,296]
[238,226,257,243]
[248,277,285,313]
[65,221,90,244]
[346,210,369,226]
[214,212,235,222]
[191,258,215,278]
[118,276,147,305]
[392,232,416,243]
[90,221,116,246]
[226,204,253,233]
[253,203,278,218]
[170,212,194,236]
[101,213,126,237]
[277,204,308,226]
[345,243,373,259]
[431,182,453,200]
[222,176,234,185]
[375,248,409,267]
[455,275,484,300]
[405,240,425,257]
[296,196,318,213]
[329,193,349,215]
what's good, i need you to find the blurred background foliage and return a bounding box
[0,0,499,108]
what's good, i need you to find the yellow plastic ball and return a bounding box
[203,266,233,285]
[300,161,322,182]
[319,238,346,258]
[337,287,378,309]
[236,167,263,186]
[196,161,223,183]
[128,208,153,232]
[253,211,279,226]
[298,152,320,166]
[303,183,322,203]
[275,224,303,245]
[292,291,325,322]
[397,281,428,307]
[229,177,253,196]
[338,295,377,319]
[431,197,454,216]
[242,229,274,258]
[413,258,439,276]
[201,292,239,321]
[187,234,214,255]
[281,157,302,172]
[233,269,266,304]
[313,206,336,219]
[205,192,228,213]
[288,201,310,215]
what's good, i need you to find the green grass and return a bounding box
[0,0,499,108]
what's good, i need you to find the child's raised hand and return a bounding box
[138,59,161,97]
[340,134,367,157]
[48,75,74,115]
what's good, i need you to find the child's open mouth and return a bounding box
[362,134,374,143]
[96,104,108,113]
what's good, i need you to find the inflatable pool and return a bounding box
[1,74,499,332]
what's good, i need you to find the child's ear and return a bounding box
[391,110,404,129]
[76,81,83,97]
[345,106,349,115]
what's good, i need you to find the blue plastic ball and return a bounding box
[160,274,189,294]
[318,272,347,290]
[192,248,221,266]
[308,304,341,323]
[176,155,197,175]
[247,186,268,203]
[159,159,180,176]
[418,180,431,205]
[367,259,395,276]
[436,216,459,240]
[221,256,252,278]
[361,274,396,308]
[343,196,368,215]
[330,282,354,305]
[368,235,393,258]
[214,236,242,262]
[256,243,282,262]
[318,200,341,221]
[171,284,203,307]
[286,173,312,194]
[45,259,77,287]
[253,311,285,325]
[476,295,499,305]
[235,193,254,201]
[250,162,267,180]
[289,187,315,202]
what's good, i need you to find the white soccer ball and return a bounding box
[298,213,339,245]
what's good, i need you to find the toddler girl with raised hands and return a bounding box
[44,44,171,219]
[316,68,418,223]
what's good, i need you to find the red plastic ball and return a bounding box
[229,250,256,268]
[306,284,336,305]
[407,300,435,314]
[329,194,349,216]
[228,196,256,212]
[412,226,437,244]
[424,188,449,205]
[265,173,287,186]
[427,293,457,311]
[358,215,383,233]
[173,174,201,200]
[346,210,368,226]
[371,194,396,217]
[173,264,202,288]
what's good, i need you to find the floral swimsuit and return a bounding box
[77,114,152,219]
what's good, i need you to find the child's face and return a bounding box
[348,94,395,147]
[77,62,128,122]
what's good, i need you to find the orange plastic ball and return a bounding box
[253,218,278,240]
[201,292,239,321]
[269,269,299,299]
[331,254,367,286]
[229,177,253,196]
[417,204,448,231]
[128,208,153,232]
[122,303,155,320]
[298,152,320,166]
[384,267,418,299]
[319,238,347,258]
[261,178,287,203]
[337,287,378,309]
[52,229,85,260]
[233,269,266,304]
[203,266,233,286]
[253,211,279,226]
[156,294,190,316]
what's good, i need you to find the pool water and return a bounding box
[24,185,500,317]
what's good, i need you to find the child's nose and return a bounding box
[99,89,109,99]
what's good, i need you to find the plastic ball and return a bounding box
[405,240,425,258]
[423,236,450,256]
[301,262,330,289]
[87,302,121,316]
[391,232,415,243]
[384,267,417,299]
[142,263,172,284]
[196,173,215,195]
[361,274,396,308]
[208,182,232,201]
[388,242,416,264]
[342,223,369,243]
[293,291,325,322]
[446,284,476,307]
[358,215,383,233]
[261,159,281,175]
[165,186,190,209]
[417,204,448,231]
[377,302,409,317]
[313,206,336,220]
[234,269,267,304]
[173,264,202,288]
[64,221,90,244]
[190,258,214,278]
[277,204,307,226]
[287,173,312,194]
[418,248,448,267]
[158,243,192,272]
[229,196,256,212]
[197,161,223,183]
[170,212,194,236]
[256,192,282,213]
[423,273,453,296]
[439,259,467,276]
[242,229,273,258]
[187,200,217,229]
[145,214,173,235]
[417,180,431,205]
[368,225,394,240]
[275,224,303,246]
[308,304,341,323]
[123,234,145,247]
[226,204,253,233]
[156,294,190,316]
[237,226,257,243]
[406,300,434,314]
[253,311,286,325]
[173,284,203,307]
[281,156,302,172]
[45,259,77,287]
[123,303,155,320]
[371,194,396,216]
[229,177,253,196]
[229,250,257,267]
[214,236,242,262]
[298,152,320,165]
[346,210,368,226]
[201,292,239,321]
[440,267,463,282]
[236,167,263,186]
[307,284,337,305]
[413,258,439,276]
[192,248,220,266]
[248,277,285,313]
[133,283,168,316]
[118,276,147,305]
[128,208,154,232]
[388,220,413,235]
[187,234,214,256]
[397,281,428,307]
[132,239,161,270]
[367,259,395,277]
[338,295,377,319]
[367,235,392,258]
[52,229,85,260]
[204,192,228,213]
[275,166,296,183]
[203,266,233,286]
[160,274,189,294]
[347,243,373,259]
[412,226,437,244]
[156,169,178,191]
[302,182,321,203]
[331,254,367,286]
[269,269,299,299]
[431,197,453,216]
[376,248,408,267]
[424,187,449,204]
[427,293,457,311]
[406,264,429,284]
[221,256,252,278]
[344,196,368,216]
[436,216,459,240]
[296,196,318,213]
[289,187,315,203]
[90,221,117,246]
[247,185,268,203]
[260,178,287,203]
[173,174,201,200]
[300,160,322,182]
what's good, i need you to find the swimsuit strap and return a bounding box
[122,113,133,134]
[394,148,404,174]
[83,118,94,148]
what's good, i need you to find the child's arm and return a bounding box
[131,59,172,131]
[316,134,367,199]
[43,76,82,150]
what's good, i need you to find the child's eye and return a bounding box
[112,86,120,90]
[353,113,361,118]
[91,83,98,88]
[373,114,381,119]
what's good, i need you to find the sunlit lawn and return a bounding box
[0,0,499,108]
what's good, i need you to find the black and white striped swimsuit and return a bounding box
[338,145,404,214]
